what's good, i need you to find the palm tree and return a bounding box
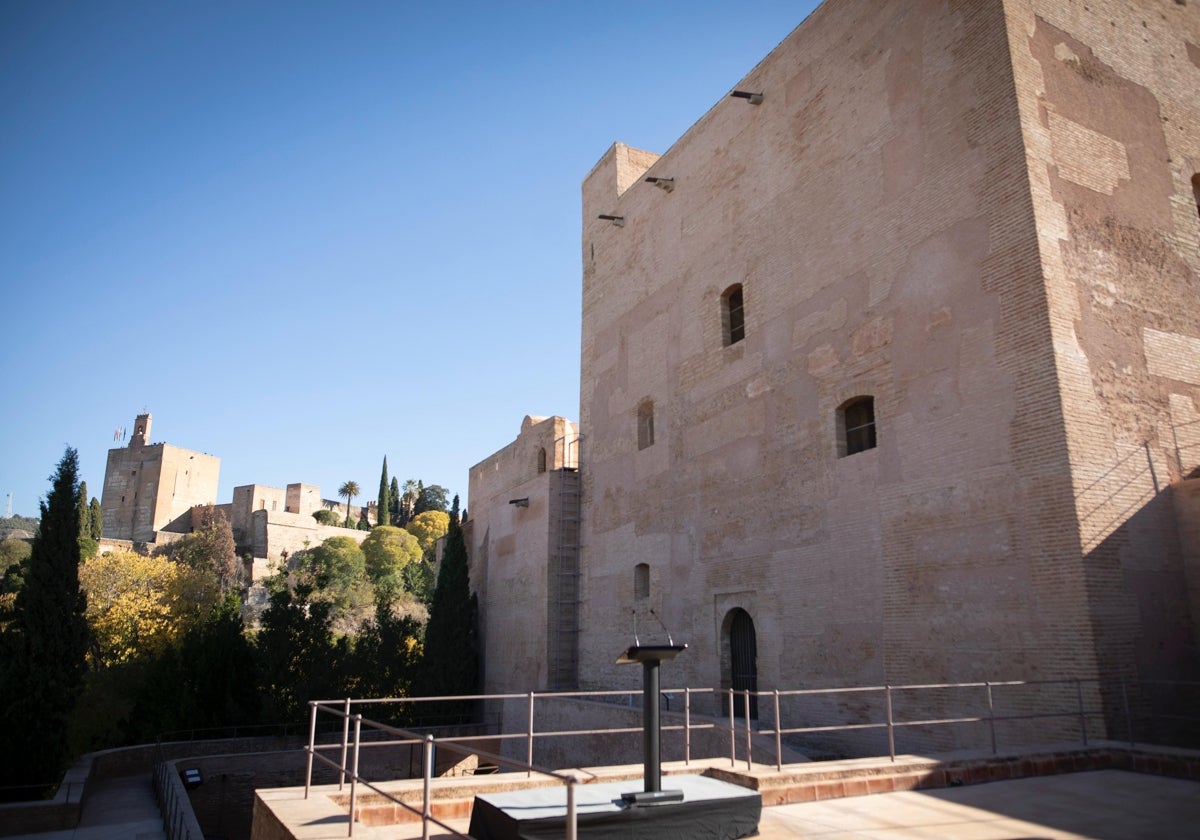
[399,478,419,526]
[338,481,360,528]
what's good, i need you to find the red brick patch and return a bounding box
[787,784,820,803]
[842,778,869,797]
[915,770,945,789]
[866,776,895,793]
[815,781,844,799]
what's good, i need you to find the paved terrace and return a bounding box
[253,743,1200,840]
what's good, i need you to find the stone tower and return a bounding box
[100,413,220,543]
[574,0,1200,752]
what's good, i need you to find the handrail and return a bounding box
[297,677,1197,835]
[305,702,584,839]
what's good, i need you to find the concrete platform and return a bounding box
[253,768,1200,840]
[756,769,1200,838]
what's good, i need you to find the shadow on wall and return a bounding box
[1079,442,1200,747]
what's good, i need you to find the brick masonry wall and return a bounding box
[467,416,579,693]
[576,0,1199,755]
[1005,0,1200,693]
[101,442,219,542]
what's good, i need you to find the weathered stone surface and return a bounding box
[563,0,1200,752]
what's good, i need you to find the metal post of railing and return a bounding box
[1122,677,1134,746]
[347,714,362,838]
[743,691,753,771]
[885,684,896,762]
[774,690,783,771]
[566,774,578,840]
[728,689,736,768]
[304,701,318,799]
[422,734,434,840]
[1076,679,1088,746]
[339,697,351,791]
[986,681,997,755]
[684,688,692,765]
[526,691,535,779]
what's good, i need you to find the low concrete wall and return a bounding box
[179,733,490,840]
[0,757,87,837]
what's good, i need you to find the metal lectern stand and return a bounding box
[616,643,688,805]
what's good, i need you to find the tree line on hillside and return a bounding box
[315,462,450,533]
[0,513,41,541]
[0,449,477,802]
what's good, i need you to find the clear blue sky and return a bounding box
[1,1,820,518]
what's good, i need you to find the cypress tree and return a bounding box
[74,480,97,558]
[389,477,401,524]
[0,448,89,795]
[419,495,478,723]
[377,457,391,527]
[76,481,90,534]
[88,497,103,540]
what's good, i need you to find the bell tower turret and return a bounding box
[130,413,151,447]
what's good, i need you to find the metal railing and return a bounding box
[153,745,203,840]
[743,678,1095,772]
[304,696,589,839]
[288,677,1199,837]
[735,677,1200,771]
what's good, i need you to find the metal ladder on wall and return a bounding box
[548,433,583,690]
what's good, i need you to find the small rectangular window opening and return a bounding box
[637,400,655,450]
[840,396,877,456]
[728,288,744,344]
[722,284,745,347]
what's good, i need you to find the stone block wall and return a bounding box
[467,416,580,694]
[101,441,219,542]
[575,0,1199,753]
[1003,0,1200,699]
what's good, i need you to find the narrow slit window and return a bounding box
[839,396,877,456]
[1192,173,1200,220]
[722,284,745,346]
[637,399,655,450]
[536,447,547,474]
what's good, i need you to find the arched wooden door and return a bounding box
[727,608,758,720]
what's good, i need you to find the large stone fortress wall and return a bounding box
[467,416,581,694]
[232,482,368,579]
[1006,0,1200,684]
[575,0,1200,742]
[100,413,220,543]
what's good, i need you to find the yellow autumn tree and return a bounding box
[80,549,220,666]
[404,510,449,554]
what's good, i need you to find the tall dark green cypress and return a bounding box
[88,497,103,540]
[377,456,391,527]
[76,480,90,535]
[419,495,478,722]
[0,448,89,795]
[75,480,98,557]
[389,477,401,524]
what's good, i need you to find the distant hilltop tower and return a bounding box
[130,412,151,446]
[100,413,220,543]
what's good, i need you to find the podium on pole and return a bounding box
[615,643,687,805]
